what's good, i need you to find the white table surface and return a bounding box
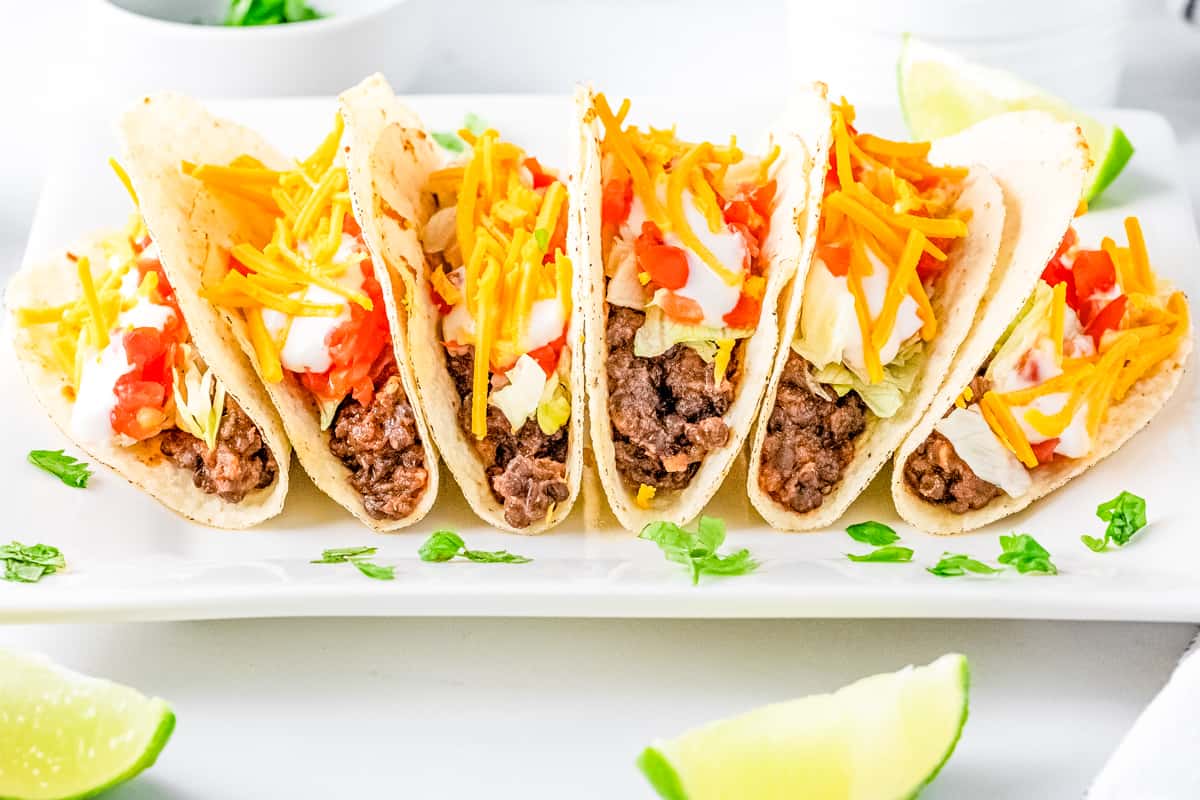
[2,2,1199,797]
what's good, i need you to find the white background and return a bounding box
[2,1,1200,797]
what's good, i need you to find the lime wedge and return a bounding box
[0,649,175,800]
[898,36,1133,203]
[638,653,969,800]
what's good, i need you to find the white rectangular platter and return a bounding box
[2,95,1197,623]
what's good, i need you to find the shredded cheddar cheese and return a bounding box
[636,483,656,509]
[594,93,773,289]
[186,113,373,381]
[815,100,969,385]
[976,216,1189,459]
[433,128,574,438]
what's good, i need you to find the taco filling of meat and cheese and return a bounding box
[903,218,1190,511]
[758,100,971,514]
[420,127,574,528]
[14,165,278,502]
[186,115,428,520]
[594,94,779,506]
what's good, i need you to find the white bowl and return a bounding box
[87,0,431,98]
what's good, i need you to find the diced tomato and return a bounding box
[1071,249,1117,305]
[297,260,393,406]
[1030,438,1059,464]
[601,177,633,228]
[110,327,176,441]
[1016,350,1044,384]
[1084,294,1127,347]
[1054,227,1078,260]
[341,209,361,239]
[723,293,761,329]
[429,281,452,315]
[916,236,953,281]
[635,221,689,290]
[1040,256,1080,311]
[528,331,567,376]
[817,244,851,277]
[523,157,556,190]
[658,292,705,325]
[748,180,777,220]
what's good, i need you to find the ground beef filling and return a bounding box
[757,352,867,514]
[446,348,569,528]
[328,373,429,521]
[604,307,733,491]
[902,376,1004,513]
[160,399,278,503]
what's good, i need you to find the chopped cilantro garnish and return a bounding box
[418,530,532,564]
[28,449,92,488]
[638,516,758,585]
[845,521,900,547]
[846,546,913,563]
[0,541,66,584]
[998,533,1057,575]
[1082,491,1148,552]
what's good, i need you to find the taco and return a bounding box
[8,164,289,528]
[383,90,585,533]
[747,89,1012,531]
[576,87,827,530]
[118,82,438,530]
[894,216,1190,534]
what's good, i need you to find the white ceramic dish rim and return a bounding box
[90,0,410,38]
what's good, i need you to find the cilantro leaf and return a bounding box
[998,533,1057,575]
[431,131,466,154]
[463,550,532,564]
[311,546,377,564]
[0,541,65,584]
[927,552,1001,578]
[638,517,758,585]
[534,228,550,252]
[418,531,465,562]
[28,449,92,488]
[845,521,899,547]
[352,561,395,581]
[847,546,913,563]
[1083,491,1148,552]
[418,530,531,565]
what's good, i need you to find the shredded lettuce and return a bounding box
[633,307,752,360]
[812,341,924,418]
[987,282,1054,382]
[316,394,342,432]
[491,354,547,433]
[172,348,227,451]
[536,375,571,435]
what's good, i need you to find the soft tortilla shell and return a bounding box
[360,80,585,534]
[890,112,1182,535]
[7,234,289,529]
[581,84,826,531]
[120,90,435,531]
[747,85,1007,531]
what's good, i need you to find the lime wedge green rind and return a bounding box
[904,656,970,800]
[0,649,176,800]
[1087,126,1134,203]
[640,653,970,800]
[638,746,688,800]
[897,35,1133,203]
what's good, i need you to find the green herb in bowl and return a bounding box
[224,0,324,26]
